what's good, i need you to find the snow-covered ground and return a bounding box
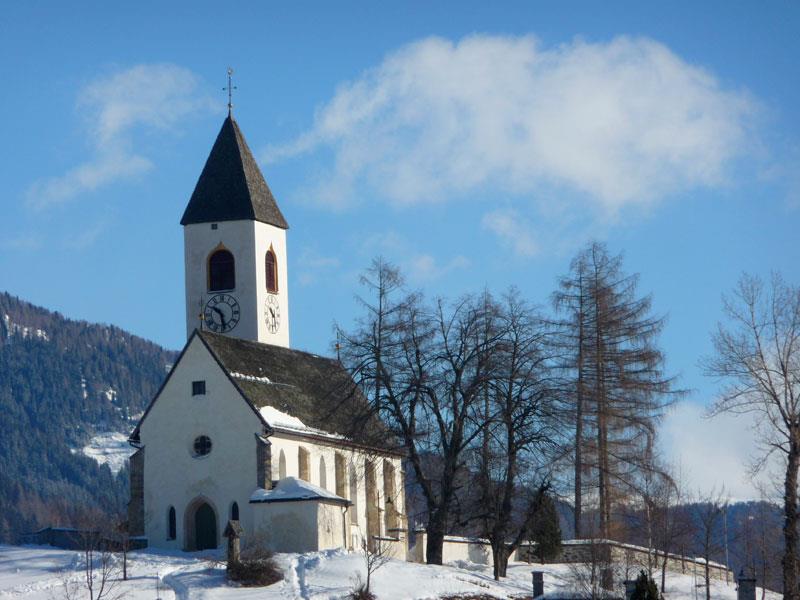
[0,545,776,600]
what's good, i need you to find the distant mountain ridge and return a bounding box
[0,291,177,541]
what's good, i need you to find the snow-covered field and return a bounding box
[0,545,774,600]
[75,431,134,474]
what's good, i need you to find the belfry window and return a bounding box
[265,249,278,293]
[208,249,235,291]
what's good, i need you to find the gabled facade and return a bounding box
[128,114,407,558]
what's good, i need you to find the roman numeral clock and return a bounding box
[264,295,280,334]
[204,294,241,333]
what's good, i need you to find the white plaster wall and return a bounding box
[253,220,289,347]
[250,501,319,553]
[183,220,289,347]
[317,502,349,550]
[410,532,492,565]
[250,501,346,553]
[268,432,406,548]
[139,336,265,550]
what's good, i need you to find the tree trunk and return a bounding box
[492,545,510,580]
[574,376,583,539]
[574,303,585,539]
[783,440,800,600]
[597,404,609,539]
[426,509,447,565]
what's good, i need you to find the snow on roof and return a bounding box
[258,405,307,429]
[249,477,350,505]
[231,371,272,383]
[257,405,350,442]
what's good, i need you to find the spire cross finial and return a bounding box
[223,67,237,116]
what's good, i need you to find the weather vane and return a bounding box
[223,67,237,116]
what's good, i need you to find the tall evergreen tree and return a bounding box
[530,492,562,563]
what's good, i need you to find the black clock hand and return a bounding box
[212,306,225,326]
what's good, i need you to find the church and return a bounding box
[127,112,407,558]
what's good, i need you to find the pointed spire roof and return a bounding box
[181,116,288,229]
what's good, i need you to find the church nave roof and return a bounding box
[198,331,393,450]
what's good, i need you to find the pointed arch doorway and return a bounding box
[185,497,218,551]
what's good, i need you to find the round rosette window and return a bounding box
[193,435,212,457]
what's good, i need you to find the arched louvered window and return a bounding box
[167,506,176,540]
[208,249,235,291]
[230,501,239,521]
[265,248,278,293]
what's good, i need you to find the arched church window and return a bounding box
[383,460,399,531]
[265,248,278,293]
[230,501,239,521]
[335,453,346,498]
[193,435,212,457]
[319,456,327,490]
[298,447,310,482]
[167,506,176,540]
[208,249,235,291]
[278,449,287,479]
[349,462,359,522]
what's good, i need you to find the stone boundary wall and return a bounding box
[409,531,732,583]
[516,539,733,583]
[21,527,148,551]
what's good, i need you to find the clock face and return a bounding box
[204,294,240,333]
[264,295,281,334]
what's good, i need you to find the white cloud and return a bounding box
[481,209,538,257]
[659,401,774,501]
[353,230,470,282]
[266,34,756,213]
[64,219,108,250]
[27,64,214,209]
[407,254,470,282]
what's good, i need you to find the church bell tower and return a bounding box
[180,114,290,348]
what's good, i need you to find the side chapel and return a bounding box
[127,112,407,556]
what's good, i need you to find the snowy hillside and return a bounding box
[0,545,777,600]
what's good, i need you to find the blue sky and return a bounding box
[1,1,798,498]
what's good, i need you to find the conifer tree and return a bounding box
[530,492,562,563]
[631,570,659,600]
[553,242,680,539]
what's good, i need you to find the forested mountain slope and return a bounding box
[0,292,176,541]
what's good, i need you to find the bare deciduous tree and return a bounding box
[691,488,729,600]
[468,290,561,579]
[61,516,125,600]
[350,536,393,600]
[702,273,800,600]
[338,258,499,565]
